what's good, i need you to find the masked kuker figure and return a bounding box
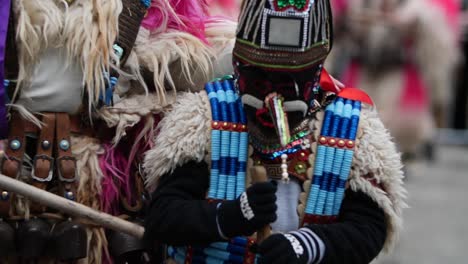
[143,0,407,263]
[0,0,235,262]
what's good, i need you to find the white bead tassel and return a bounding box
[281,154,290,183]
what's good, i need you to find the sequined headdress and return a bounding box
[234,0,333,70]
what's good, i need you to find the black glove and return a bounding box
[217,181,277,237]
[257,233,308,264]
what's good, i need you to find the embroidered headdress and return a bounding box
[233,0,333,147]
[234,0,333,70]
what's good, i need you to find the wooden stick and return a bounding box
[0,173,145,238]
[250,166,271,244]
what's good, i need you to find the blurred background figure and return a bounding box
[207,0,240,18]
[454,0,468,130]
[328,0,460,163]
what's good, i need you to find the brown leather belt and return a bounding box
[0,112,25,215]
[1,112,84,216]
[55,113,78,202]
[30,113,56,212]
[23,114,91,135]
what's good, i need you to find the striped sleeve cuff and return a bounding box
[290,228,325,264]
[216,203,229,240]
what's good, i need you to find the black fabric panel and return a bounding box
[144,161,223,246]
[305,190,387,264]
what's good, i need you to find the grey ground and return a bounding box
[374,145,468,264]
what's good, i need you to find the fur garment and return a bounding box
[143,91,407,253]
[12,0,123,109]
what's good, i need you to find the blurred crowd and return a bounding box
[327,0,461,162]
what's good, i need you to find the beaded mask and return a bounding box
[233,0,333,147]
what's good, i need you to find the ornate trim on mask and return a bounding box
[261,8,310,52]
[233,39,329,70]
[269,0,314,13]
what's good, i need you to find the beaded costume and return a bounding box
[0,0,235,262]
[144,0,407,263]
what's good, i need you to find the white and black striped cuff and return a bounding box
[216,203,229,240]
[290,228,325,264]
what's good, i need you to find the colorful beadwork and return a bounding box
[318,136,354,149]
[99,75,117,106]
[303,97,361,225]
[112,44,124,60]
[206,78,248,201]
[168,237,256,264]
[256,149,311,181]
[173,78,251,264]
[274,0,310,11]
[140,0,151,8]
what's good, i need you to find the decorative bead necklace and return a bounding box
[251,128,312,182]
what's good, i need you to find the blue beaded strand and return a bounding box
[320,102,335,136]
[236,83,248,198]
[206,82,221,199]
[214,81,228,122]
[305,144,326,214]
[332,101,361,214]
[215,81,231,200]
[224,80,238,200]
[140,0,151,8]
[314,98,344,215]
[306,100,332,214]
[218,135,230,200]
[304,97,363,220]
[199,78,250,263]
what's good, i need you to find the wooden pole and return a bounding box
[250,166,272,244]
[0,173,145,238]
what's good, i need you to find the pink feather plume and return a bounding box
[142,0,209,42]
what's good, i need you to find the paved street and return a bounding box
[375,145,468,264]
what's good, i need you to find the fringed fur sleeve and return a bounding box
[143,92,212,191]
[348,105,408,252]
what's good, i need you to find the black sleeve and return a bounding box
[144,161,223,246]
[306,190,387,264]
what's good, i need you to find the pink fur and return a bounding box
[99,115,160,215]
[142,0,209,42]
[100,144,129,214]
[208,0,237,9]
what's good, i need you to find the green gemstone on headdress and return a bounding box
[276,0,308,10]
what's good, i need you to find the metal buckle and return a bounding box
[56,156,77,183]
[1,155,23,178]
[31,155,54,182]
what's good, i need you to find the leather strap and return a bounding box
[55,113,77,200]
[69,114,94,136]
[24,119,39,134]
[117,0,147,66]
[31,113,55,212]
[4,3,18,102]
[22,114,92,135]
[0,112,25,216]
